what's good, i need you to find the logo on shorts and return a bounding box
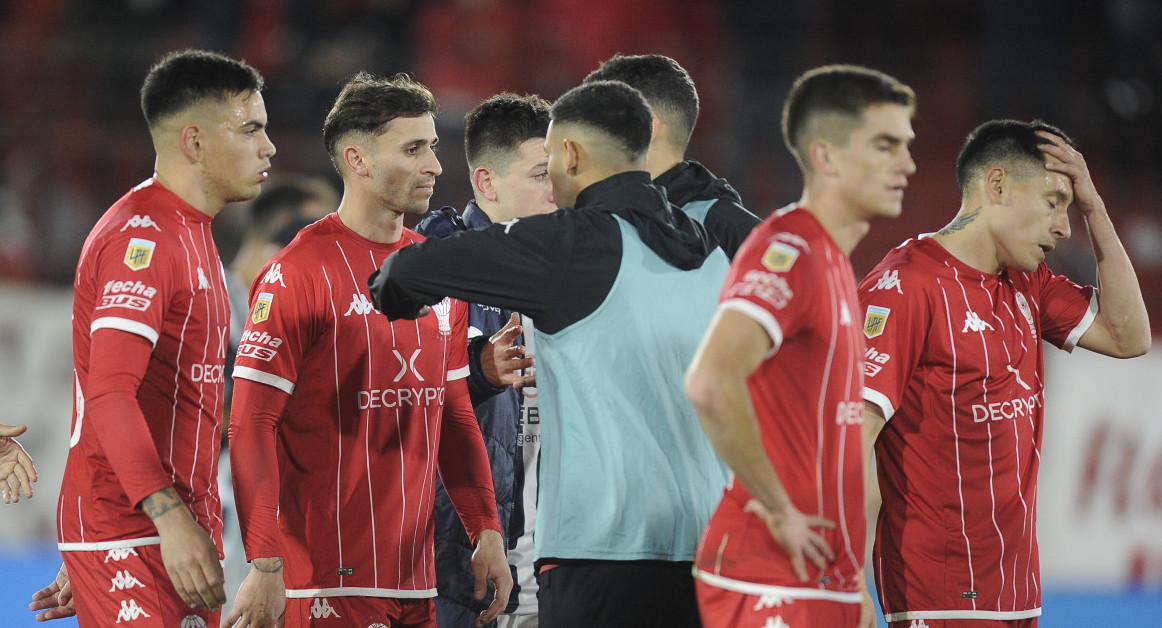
[367,624,389,628]
[115,599,150,623]
[251,292,274,324]
[104,548,140,563]
[180,615,208,628]
[108,569,145,592]
[909,621,932,628]
[123,238,155,271]
[310,598,341,619]
[762,617,791,628]
[864,305,890,338]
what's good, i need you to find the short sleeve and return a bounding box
[87,229,181,346]
[857,265,930,421]
[446,297,471,380]
[718,229,809,356]
[1030,263,1097,352]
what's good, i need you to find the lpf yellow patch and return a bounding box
[863,305,891,339]
[761,242,799,272]
[251,292,274,324]
[123,238,156,271]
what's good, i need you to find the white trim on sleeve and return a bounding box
[862,387,896,421]
[1061,291,1098,353]
[448,365,470,380]
[719,299,784,358]
[91,317,159,346]
[232,366,295,394]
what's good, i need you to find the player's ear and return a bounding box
[473,167,498,202]
[179,124,203,162]
[809,139,838,178]
[343,145,369,178]
[563,138,581,176]
[984,167,1006,204]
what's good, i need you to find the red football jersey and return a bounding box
[58,178,230,553]
[694,206,866,603]
[859,236,1095,622]
[230,214,494,599]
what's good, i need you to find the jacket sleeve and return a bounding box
[704,199,762,260]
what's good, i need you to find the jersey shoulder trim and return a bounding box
[720,299,784,357]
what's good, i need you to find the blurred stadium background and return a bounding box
[1,1,1160,626]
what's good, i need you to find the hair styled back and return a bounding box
[464,93,551,173]
[583,54,699,152]
[550,80,653,163]
[322,72,438,173]
[140,49,265,127]
[782,64,915,168]
[955,119,1074,194]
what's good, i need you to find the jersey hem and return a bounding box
[91,317,159,346]
[233,366,295,394]
[58,536,161,551]
[286,587,437,599]
[720,299,783,357]
[884,608,1042,621]
[692,568,862,604]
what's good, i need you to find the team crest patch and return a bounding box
[123,238,155,271]
[251,292,274,324]
[761,242,799,272]
[863,305,891,338]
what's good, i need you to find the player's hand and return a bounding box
[858,577,877,628]
[144,488,226,611]
[29,562,75,622]
[0,422,37,503]
[482,313,535,388]
[471,529,512,626]
[744,498,836,582]
[222,558,286,628]
[1037,130,1105,217]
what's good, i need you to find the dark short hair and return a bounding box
[782,64,915,165]
[550,81,652,162]
[464,93,551,172]
[140,49,265,127]
[322,72,438,172]
[955,119,1075,193]
[583,54,698,152]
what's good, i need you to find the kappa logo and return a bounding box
[123,238,156,271]
[119,215,162,232]
[962,310,995,333]
[909,620,932,628]
[108,569,145,592]
[761,241,800,272]
[345,293,378,316]
[261,263,286,287]
[753,592,794,610]
[197,267,210,290]
[180,615,208,628]
[251,292,274,324]
[310,597,341,619]
[433,298,452,336]
[500,218,521,234]
[864,305,890,338]
[871,269,903,294]
[115,599,150,623]
[104,548,140,563]
[762,618,791,628]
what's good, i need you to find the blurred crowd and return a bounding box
[1,0,1160,329]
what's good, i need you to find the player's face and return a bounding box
[368,114,442,216]
[493,138,556,220]
[991,159,1073,272]
[832,103,916,221]
[545,121,579,208]
[201,91,275,204]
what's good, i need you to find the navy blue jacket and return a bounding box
[415,201,525,617]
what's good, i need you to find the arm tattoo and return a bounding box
[252,558,284,573]
[141,487,184,520]
[937,207,981,235]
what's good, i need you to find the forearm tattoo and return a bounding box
[253,557,284,573]
[141,487,184,520]
[937,206,981,235]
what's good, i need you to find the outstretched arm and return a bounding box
[684,308,836,582]
[1039,132,1150,358]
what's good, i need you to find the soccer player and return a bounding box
[584,53,760,258]
[36,49,275,626]
[224,72,510,628]
[684,65,916,628]
[412,93,554,628]
[369,80,731,627]
[859,120,1150,627]
[0,422,36,503]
